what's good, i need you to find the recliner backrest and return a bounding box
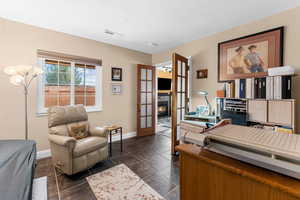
[48,105,89,136]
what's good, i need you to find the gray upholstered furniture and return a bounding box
[0,140,36,200]
[48,105,108,175]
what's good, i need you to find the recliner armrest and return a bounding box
[48,134,76,148]
[89,126,108,138]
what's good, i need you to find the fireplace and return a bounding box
[158,93,171,118]
[158,101,169,117]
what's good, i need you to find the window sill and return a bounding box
[36,107,102,117]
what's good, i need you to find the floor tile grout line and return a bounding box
[165,185,179,197]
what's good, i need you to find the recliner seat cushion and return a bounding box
[73,137,107,157]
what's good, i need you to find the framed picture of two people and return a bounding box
[218,27,284,82]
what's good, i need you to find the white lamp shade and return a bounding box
[15,65,33,75]
[4,66,17,75]
[32,67,44,75]
[198,91,208,96]
[10,75,24,86]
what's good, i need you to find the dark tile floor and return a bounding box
[35,133,180,200]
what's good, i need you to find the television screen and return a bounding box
[158,78,172,90]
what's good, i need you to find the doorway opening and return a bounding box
[137,54,191,155]
[154,55,192,154]
[156,64,172,138]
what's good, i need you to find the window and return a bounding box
[37,55,102,115]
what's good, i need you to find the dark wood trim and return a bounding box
[218,26,284,83]
[137,64,156,137]
[171,53,189,154]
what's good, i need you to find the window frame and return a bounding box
[36,57,103,116]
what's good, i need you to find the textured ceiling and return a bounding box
[0,0,299,53]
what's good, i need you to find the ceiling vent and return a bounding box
[104,29,115,35]
[104,29,123,37]
[148,42,159,47]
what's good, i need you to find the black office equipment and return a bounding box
[282,75,292,99]
[254,78,259,98]
[239,79,246,98]
[259,77,266,99]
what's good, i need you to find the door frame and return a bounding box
[137,64,157,137]
[154,57,192,154]
[154,60,172,126]
[154,57,193,127]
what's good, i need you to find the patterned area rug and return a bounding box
[86,164,165,200]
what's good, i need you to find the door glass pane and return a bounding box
[147,81,152,92]
[147,105,152,116]
[177,93,181,108]
[147,116,152,128]
[141,93,146,104]
[182,93,185,107]
[177,109,181,124]
[182,78,185,92]
[141,105,146,116]
[177,61,182,76]
[181,108,185,119]
[141,81,146,92]
[177,77,181,92]
[147,93,152,104]
[182,62,186,77]
[141,117,146,128]
[141,69,147,80]
[147,69,152,80]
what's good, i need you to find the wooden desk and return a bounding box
[176,144,300,200]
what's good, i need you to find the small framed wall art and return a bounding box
[112,67,122,81]
[112,83,122,95]
[196,69,208,79]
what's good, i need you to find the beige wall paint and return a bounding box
[0,18,151,151]
[152,6,300,132]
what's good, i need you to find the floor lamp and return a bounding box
[4,65,43,140]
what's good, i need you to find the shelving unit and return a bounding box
[217,97,296,133]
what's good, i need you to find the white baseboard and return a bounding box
[37,149,51,160]
[110,131,136,143]
[36,131,137,160]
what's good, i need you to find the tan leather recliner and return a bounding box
[48,105,108,175]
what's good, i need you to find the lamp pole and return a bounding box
[4,66,43,140]
[24,86,28,140]
[23,73,37,140]
[204,95,212,116]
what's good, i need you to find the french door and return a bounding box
[171,53,189,154]
[137,64,156,136]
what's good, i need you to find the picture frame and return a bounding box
[111,67,122,81]
[218,27,284,82]
[196,69,208,79]
[111,83,122,95]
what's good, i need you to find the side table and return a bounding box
[107,126,123,156]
